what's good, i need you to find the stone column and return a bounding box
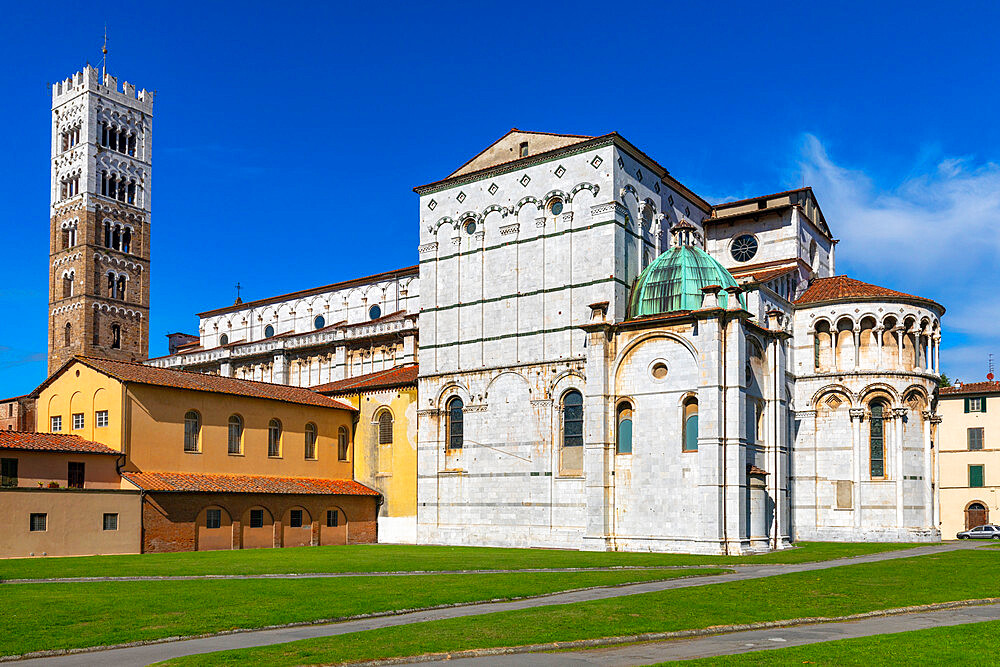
[933,336,941,374]
[853,327,861,369]
[895,328,904,370]
[582,302,613,551]
[875,326,884,369]
[272,352,288,385]
[921,410,933,530]
[850,408,865,532]
[830,330,837,371]
[893,407,907,530]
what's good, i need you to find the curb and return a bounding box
[342,597,1000,667]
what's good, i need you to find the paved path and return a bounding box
[13,542,978,666]
[422,602,1000,665]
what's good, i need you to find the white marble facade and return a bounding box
[152,129,945,552]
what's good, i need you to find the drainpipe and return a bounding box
[720,310,728,555]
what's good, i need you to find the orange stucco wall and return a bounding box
[124,384,355,478]
[0,488,140,557]
[0,450,120,489]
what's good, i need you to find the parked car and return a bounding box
[957,524,1000,539]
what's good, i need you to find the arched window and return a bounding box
[869,400,886,479]
[227,414,243,454]
[122,227,132,254]
[63,322,72,348]
[377,410,393,445]
[184,411,201,452]
[446,396,464,449]
[219,333,229,346]
[116,276,127,300]
[107,273,116,298]
[104,221,111,247]
[314,315,325,330]
[62,272,73,298]
[268,419,282,457]
[264,325,275,338]
[559,390,584,474]
[616,402,633,454]
[369,305,382,320]
[337,426,349,461]
[304,422,318,459]
[127,181,136,205]
[682,397,699,452]
[110,324,121,349]
[562,390,583,448]
[112,224,121,250]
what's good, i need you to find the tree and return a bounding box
[939,374,952,388]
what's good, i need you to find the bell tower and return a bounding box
[48,65,152,373]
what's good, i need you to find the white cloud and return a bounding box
[796,135,1000,382]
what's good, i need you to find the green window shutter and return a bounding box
[964,398,970,413]
[983,398,988,413]
[970,465,985,488]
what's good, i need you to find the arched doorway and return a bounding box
[321,506,348,545]
[966,502,988,530]
[282,506,312,548]
[196,506,233,551]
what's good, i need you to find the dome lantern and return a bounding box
[627,245,745,318]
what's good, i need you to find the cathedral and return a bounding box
[51,66,945,554]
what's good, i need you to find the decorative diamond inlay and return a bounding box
[488,182,498,195]
[590,155,603,169]
[520,174,531,187]
[654,182,661,193]
[617,156,624,169]
[668,195,674,206]
[685,206,691,216]
[457,191,466,203]
[554,165,566,178]
[636,169,643,182]
[427,199,437,210]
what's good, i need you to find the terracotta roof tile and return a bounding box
[940,381,1000,396]
[730,265,798,284]
[794,276,944,312]
[0,431,120,455]
[313,365,418,395]
[52,357,356,411]
[121,471,378,496]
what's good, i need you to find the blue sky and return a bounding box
[1,1,997,396]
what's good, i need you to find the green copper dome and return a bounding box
[627,245,744,318]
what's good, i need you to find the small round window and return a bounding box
[464,220,477,235]
[314,315,325,330]
[369,305,382,320]
[731,234,759,262]
[651,362,668,379]
[264,325,274,338]
[549,198,564,216]
[219,334,229,346]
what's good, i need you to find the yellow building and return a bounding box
[938,380,1000,536]
[32,356,380,551]
[314,364,418,543]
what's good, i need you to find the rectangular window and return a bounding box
[51,416,62,432]
[206,509,221,529]
[95,410,109,428]
[1,458,17,487]
[29,513,47,532]
[72,413,84,430]
[327,509,339,527]
[970,465,985,488]
[969,427,985,451]
[968,397,986,413]
[290,509,303,528]
[67,462,85,489]
[519,141,529,157]
[249,509,264,528]
[103,513,118,531]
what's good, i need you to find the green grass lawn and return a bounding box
[158,549,1000,667]
[674,619,1000,665]
[0,541,917,581]
[0,568,719,657]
